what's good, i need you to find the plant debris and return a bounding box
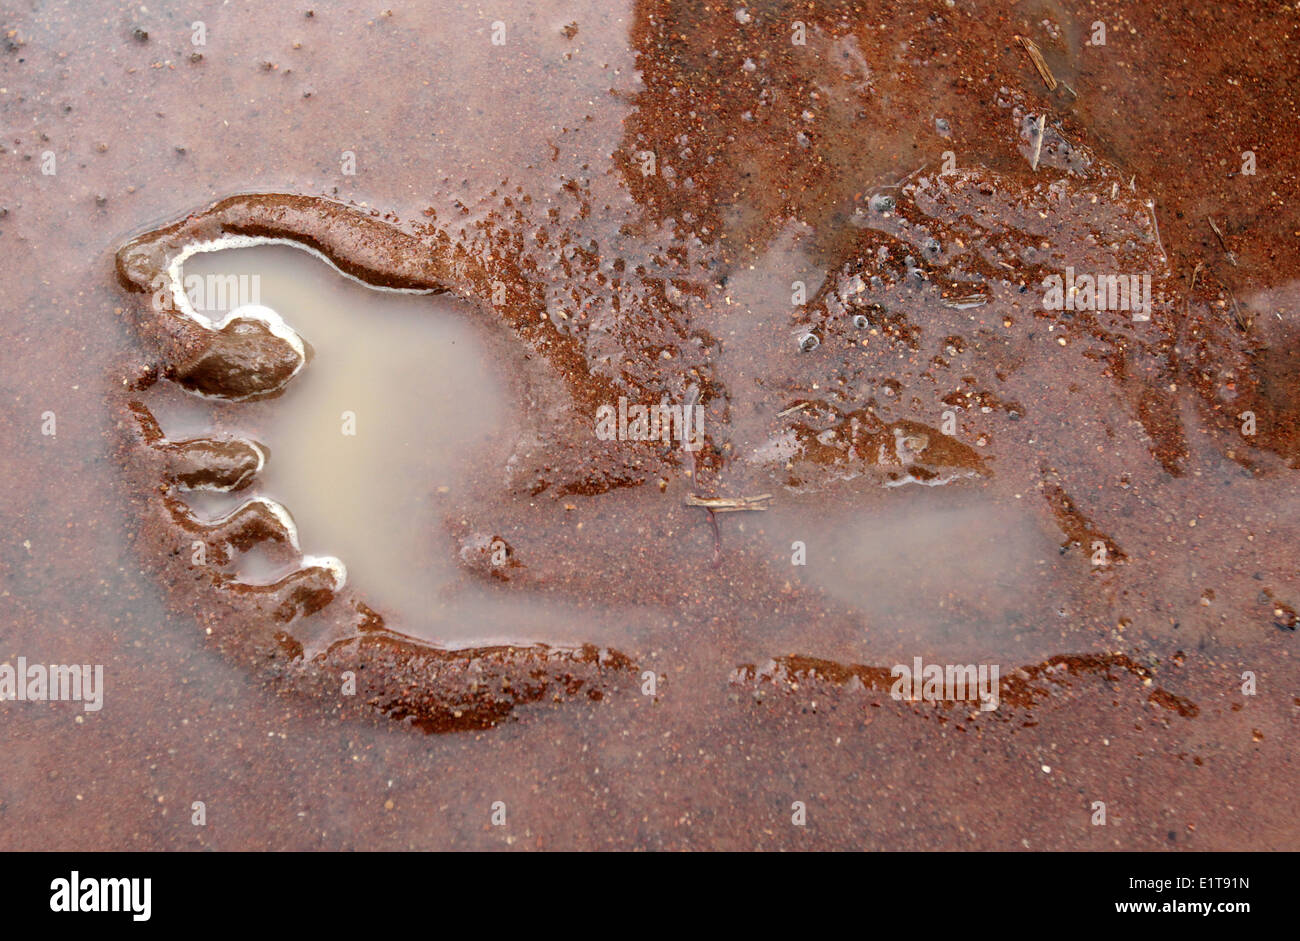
[1015,35,1058,92]
[1207,216,1238,266]
[685,494,773,512]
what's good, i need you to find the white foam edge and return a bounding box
[164,235,438,400]
[177,495,348,589]
[235,499,347,589]
[883,469,982,489]
[228,552,348,592]
[298,553,348,590]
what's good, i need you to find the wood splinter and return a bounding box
[685,494,773,512]
[1015,35,1058,92]
[1207,217,1239,267]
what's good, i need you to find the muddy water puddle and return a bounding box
[759,485,1082,665]
[153,240,1086,672]
[147,244,657,652]
[139,236,1096,677]
[110,107,1293,730]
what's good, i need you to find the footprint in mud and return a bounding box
[119,230,655,733]
[112,156,1199,733]
[111,8,1285,733]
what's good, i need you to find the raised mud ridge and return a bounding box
[732,652,1199,722]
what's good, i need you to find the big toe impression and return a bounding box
[170,308,307,400]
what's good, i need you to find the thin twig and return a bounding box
[943,293,990,309]
[1016,35,1058,92]
[1147,200,1167,264]
[685,494,773,512]
[877,163,928,190]
[706,509,722,569]
[1207,217,1238,266]
[1205,269,1250,331]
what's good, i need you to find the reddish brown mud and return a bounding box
[1,1,1297,850]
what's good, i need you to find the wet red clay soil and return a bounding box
[2,1,1298,849]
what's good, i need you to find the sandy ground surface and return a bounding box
[1,1,1297,849]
